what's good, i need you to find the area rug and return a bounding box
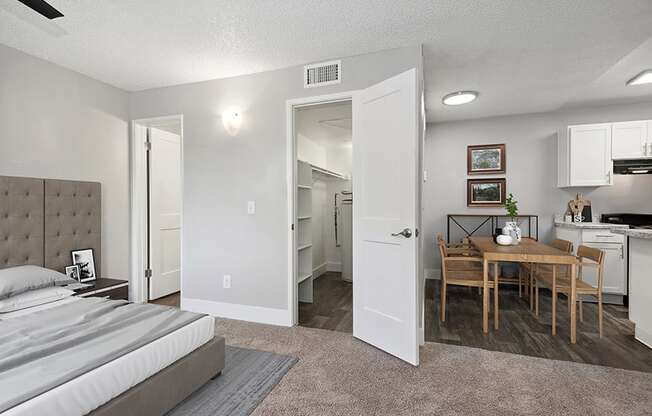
[167,345,297,416]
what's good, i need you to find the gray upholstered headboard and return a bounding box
[0,176,44,269]
[0,176,101,275]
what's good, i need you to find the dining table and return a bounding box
[469,236,580,343]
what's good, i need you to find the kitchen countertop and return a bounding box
[611,228,652,239]
[553,221,629,230]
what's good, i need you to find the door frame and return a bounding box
[130,114,184,304]
[286,91,359,325]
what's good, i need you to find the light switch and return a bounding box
[247,201,256,214]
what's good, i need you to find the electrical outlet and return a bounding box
[223,275,231,289]
[247,201,256,214]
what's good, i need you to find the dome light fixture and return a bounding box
[442,91,478,106]
[626,69,652,86]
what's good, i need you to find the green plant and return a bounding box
[504,193,518,221]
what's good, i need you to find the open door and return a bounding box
[353,69,419,365]
[149,127,182,300]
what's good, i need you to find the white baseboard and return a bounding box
[181,297,292,327]
[313,262,328,278]
[635,326,652,349]
[426,268,441,280]
[327,261,342,272]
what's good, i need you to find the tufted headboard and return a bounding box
[0,176,45,269]
[0,176,101,276]
[44,180,101,275]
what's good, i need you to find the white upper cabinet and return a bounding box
[559,123,613,187]
[612,120,649,159]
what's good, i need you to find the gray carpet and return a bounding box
[215,319,652,416]
[167,346,297,416]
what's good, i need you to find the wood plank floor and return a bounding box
[427,279,652,372]
[299,272,352,333]
[151,291,180,307]
[299,275,652,372]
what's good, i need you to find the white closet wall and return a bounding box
[311,179,327,277]
[325,180,351,272]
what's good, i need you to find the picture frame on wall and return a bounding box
[71,248,97,282]
[467,178,506,207]
[467,144,506,175]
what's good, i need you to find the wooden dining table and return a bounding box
[469,236,580,343]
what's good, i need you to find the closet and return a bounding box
[295,101,353,306]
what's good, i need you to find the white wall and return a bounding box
[129,46,423,323]
[0,44,130,280]
[326,180,352,271]
[311,178,327,274]
[424,101,652,274]
[297,135,327,167]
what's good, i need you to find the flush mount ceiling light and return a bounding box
[626,69,652,86]
[442,91,478,106]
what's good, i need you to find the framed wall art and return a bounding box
[467,178,506,207]
[467,144,506,175]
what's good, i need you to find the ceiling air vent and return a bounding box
[304,60,341,88]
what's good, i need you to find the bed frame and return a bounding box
[89,336,225,416]
[0,175,225,415]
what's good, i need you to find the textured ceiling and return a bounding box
[296,102,352,147]
[1,0,652,122]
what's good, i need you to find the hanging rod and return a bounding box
[306,162,349,180]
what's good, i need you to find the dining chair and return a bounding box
[520,238,573,304]
[436,235,480,257]
[437,236,499,329]
[534,245,605,337]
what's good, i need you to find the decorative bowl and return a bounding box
[496,235,513,246]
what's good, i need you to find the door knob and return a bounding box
[392,228,412,238]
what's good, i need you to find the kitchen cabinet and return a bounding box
[553,225,627,302]
[558,124,613,187]
[612,120,649,159]
[582,242,626,295]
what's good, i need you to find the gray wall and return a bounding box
[130,46,423,312]
[424,101,652,273]
[0,44,130,279]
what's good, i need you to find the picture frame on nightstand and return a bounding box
[65,265,81,282]
[71,248,97,282]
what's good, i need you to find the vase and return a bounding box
[502,221,522,245]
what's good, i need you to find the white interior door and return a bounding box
[149,127,182,300]
[352,69,419,366]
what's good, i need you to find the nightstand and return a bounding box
[74,278,129,301]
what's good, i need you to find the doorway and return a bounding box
[131,115,183,306]
[287,69,423,366]
[294,101,354,333]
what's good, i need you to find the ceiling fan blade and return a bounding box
[17,0,64,19]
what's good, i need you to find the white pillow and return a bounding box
[0,286,75,313]
[0,265,76,299]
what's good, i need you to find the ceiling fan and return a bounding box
[17,0,64,19]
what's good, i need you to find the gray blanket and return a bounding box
[0,297,206,413]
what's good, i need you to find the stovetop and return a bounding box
[601,213,652,228]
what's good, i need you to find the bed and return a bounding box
[0,176,225,416]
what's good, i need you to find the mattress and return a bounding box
[1,298,215,416]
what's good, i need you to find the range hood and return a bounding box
[613,159,652,175]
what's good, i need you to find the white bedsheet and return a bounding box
[1,298,215,416]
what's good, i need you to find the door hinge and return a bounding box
[291,223,295,231]
[145,269,152,278]
[145,128,152,151]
